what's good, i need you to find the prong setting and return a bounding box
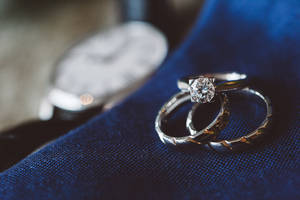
[188,77,215,103]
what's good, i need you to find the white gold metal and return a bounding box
[187,87,272,152]
[155,92,229,147]
[178,72,248,103]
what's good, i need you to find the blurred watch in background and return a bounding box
[0,0,168,171]
[40,21,168,121]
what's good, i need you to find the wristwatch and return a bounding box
[40,21,168,121]
[0,1,168,171]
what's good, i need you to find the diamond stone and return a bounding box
[188,77,215,103]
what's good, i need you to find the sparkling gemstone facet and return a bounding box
[188,77,215,103]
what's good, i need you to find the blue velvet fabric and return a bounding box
[0,0,299,199]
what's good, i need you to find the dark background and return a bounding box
[0,0,203,131]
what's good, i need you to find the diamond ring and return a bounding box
[155,72,272,152]
[177,72,248,103]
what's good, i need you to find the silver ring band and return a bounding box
[187,87,272,152]
[178,72,248,92]
[155,92,230,147]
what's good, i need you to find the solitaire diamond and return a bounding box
[188,77,215,103]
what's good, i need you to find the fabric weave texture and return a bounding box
[0,0,299,199]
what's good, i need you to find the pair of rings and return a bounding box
[155,72,272,152]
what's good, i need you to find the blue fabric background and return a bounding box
[0,0,299,199]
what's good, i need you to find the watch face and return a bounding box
[48,22,168,111]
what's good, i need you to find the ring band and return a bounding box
[155,92,230,147]
[187,87,272,152]
[177,72,248,103]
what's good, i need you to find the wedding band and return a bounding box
[155,92,230,147]
[177,72,248,103]
[187,87,272,152]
